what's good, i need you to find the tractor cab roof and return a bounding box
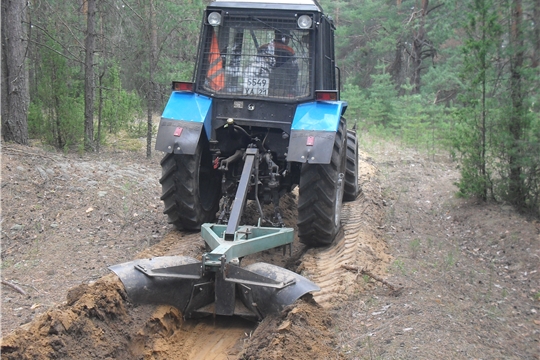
[208,0,323,12]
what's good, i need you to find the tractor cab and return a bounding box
[193,0,337,102]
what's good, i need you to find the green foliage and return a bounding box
[341,83,366,126]
[27,100,44,137]
[397,93,428,145]
[342,64,398,129]
[450,0,540,214]
[366,69,398,128]
[29,33,84,149]
[100,63,144,138]
[450,0,503,200]
[492,100,540,212]
[343,70,452,156]
[452,106,490,197]
[323,0,408,87]
[325,0,461,157]
[127,120,157,139]
[120,0,205,110]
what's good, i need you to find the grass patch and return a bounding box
[112,138,145,152]
[391,258,407,275]
[409,238,421,258]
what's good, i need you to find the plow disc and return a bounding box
[239,262,320,318]
[109,256,213,316]
[110,256,319,320]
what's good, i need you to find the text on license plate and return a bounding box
[243,77,269,96]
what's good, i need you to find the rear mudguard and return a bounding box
[287,100,348,164]
[155,91,348,164]
[155,91,213,155]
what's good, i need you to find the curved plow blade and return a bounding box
[109,256,213,315]
[238,262,320,318]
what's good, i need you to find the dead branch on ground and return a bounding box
[342,264,403,296]
[2,280,28,296]
[2,146,59,161]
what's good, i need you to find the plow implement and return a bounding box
[110,148,319,320]
[110,224,319,320]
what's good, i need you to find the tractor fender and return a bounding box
[155,92,213,155]
[287,100,348,164]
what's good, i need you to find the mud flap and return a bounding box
[109,256,213,315]
[238,262,320,318]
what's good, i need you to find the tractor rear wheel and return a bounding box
[159,138,221,230]
[297,119,347,247]
[343,129,360,201]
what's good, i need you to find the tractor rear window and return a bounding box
[198,16,312,100]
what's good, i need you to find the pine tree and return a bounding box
[452,0,501,200]
[1,0,29,144]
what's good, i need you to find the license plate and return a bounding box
[243,77,269,96]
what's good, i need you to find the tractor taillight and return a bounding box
[172,81,194,92]
[316,90,338,101]
[306,136,315,146]
[174,127,183,137]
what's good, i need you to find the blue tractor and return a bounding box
[111,0,360,320]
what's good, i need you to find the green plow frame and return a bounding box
[110,222,319,320]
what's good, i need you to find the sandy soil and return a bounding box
[1,138,538,359]
[331,141,540,359]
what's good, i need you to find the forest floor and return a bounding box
[1,135,539,359]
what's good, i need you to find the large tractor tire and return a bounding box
[297,119,347,247]
[159,138,221,230]
[343,129,360,201]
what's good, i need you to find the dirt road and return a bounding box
[2,141,538,359]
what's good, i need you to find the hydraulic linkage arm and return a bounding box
[224,147,258,240]
[201,145,293,268]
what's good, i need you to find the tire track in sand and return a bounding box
[300,158,392,308]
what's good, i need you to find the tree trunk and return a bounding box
[84,0,96,151]
[390,41,404,91]
[508,0,525,207]
[480,4,487,201]
[147,0,158,159]
[533,0,540,68]
[1,0,29,145]
[97,71,105,153]
[410,0,429,94]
